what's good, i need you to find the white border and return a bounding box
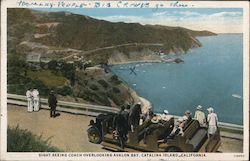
[1,1,249,161]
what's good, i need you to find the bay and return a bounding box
[111,34,243,125]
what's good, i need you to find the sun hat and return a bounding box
[151,116,159,124]
[163,110,169,114]
[185,110,191,115]
[207,107,214,112]
[196,105,203,110]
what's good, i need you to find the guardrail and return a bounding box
[7,93,120,117]
[7,94,243,137]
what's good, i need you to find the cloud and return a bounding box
[152,11,168,16]
[178,11,202,17]
[95,11,243,33]
[209,11,242,18]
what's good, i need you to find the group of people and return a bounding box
[26,89,58,118]
[26,88,40,112]
[112,102,143,148]
[194,105,218,137]
[112,103,219,148]
[168,105,218,139]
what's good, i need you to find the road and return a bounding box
[7,105,106,152]
[61,42,164,60]
[7,105,243,152]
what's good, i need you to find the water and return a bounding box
[111,34,243,125]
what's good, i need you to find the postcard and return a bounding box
[0,0,249,161]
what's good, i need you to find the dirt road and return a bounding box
[7,105,107,152]
[7,104,243,152]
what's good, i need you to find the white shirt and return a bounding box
[26,90,32,99]
[32,89,39,99]
[207,113,218,126]
[194,110,206,125]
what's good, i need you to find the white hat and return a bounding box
[137,102,141,105]
[207,107,214,112]
[185,110,191,115]
[163,110,169,114]
[151,116,159,124]
[196,105,203,110]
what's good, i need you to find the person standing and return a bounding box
[32,88,40,112]
[48,90,57,118]
[129,102,142,132]
[194,105,206,127]
[26,88,33,112]
[207,107,218,137]
[113,112,127,149]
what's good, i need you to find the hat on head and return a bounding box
[137,102,141,105]
[207,107,214,112]
[50,90,54,94]
[185,110,191,115]
[151,116,159,124]
[196,105,203,110]
[163,110,169,114]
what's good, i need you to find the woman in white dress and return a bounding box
[207,107,218,137]
[26,88,33,112]
[32,88,40,111]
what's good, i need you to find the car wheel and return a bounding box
[87,126,102,144]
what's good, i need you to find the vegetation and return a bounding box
[7,126,61,152]
[7,8,216,64]
[27,70,67,88]
[7,8,216,106]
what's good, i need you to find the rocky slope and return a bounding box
[8,8,217,64]
[7,8,216,106]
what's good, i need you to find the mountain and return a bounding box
[7,8,217,107]
[7,8,217,64]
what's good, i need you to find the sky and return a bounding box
[34,8,243,33]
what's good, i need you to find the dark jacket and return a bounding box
[113,113,128,133]
[129,104,142,126]
[48,94,57,109]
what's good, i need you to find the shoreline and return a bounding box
[108,59,161,65]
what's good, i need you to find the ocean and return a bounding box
[110,34,243,125]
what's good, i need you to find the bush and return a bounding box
[97,79,109,88]
[110,75,122,85]
[112,87,120,93]
[56,86,72,96]
[89,84,99,91]
[7,126,61,152]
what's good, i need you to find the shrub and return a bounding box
[110,75,122,85]
[97,79,109,88]
[7,126,61,152]
[112,87,120,93]
[89,84,99,91]
[56,86,72,96]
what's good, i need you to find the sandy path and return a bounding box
[7,105,107,152]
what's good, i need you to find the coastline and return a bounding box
[108,59,161,65]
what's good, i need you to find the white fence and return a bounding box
[7,94,243,135]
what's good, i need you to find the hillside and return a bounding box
[7,8,216,106]
[7,8,217,64]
